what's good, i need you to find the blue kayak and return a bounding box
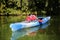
[10,16,51,31]
[11,23,50,40]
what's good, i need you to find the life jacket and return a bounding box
[30,15,37,21]
[26,16,31,22]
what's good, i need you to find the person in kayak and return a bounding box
[25,14,32,22]
[30,12,38,21]
[25,12,38,22]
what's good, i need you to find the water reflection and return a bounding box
[0,16,60,40]
[10,23,50,40]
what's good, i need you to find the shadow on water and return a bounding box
[46,16,60,34]
[45,16,60,40]
[0,16,25,40]
[10,23,50,40]
[0,16,11,40]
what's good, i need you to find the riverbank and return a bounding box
[0,12,27,16]
[0,14,20,16]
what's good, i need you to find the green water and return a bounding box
[0,16,60,40]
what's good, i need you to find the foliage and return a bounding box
[0,0,60,16]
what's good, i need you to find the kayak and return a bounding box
[10,16,51,31]
[11,26,39,40]
[11,23,50,40]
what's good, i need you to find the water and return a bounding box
[0,16,60,40]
